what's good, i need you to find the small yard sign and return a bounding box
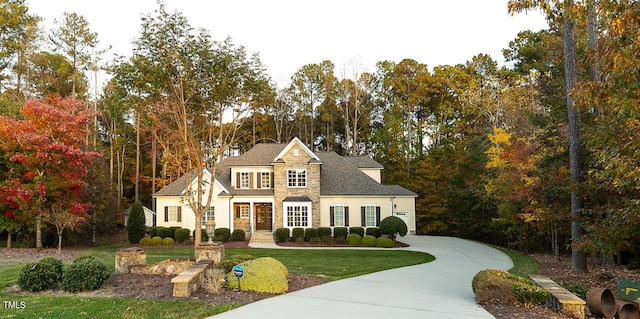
[233,265,244,290]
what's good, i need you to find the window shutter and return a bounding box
[235,205,240,218]
[345,207,349,227]
[361,207,366,227]
[375,206,381,226]
[330,207,335,226]
[270,172,274,188]
[249,173,254,189]
[164,207,168,222]
[177,206,182,222]
[236,172,240,188]
[256,173,261,189]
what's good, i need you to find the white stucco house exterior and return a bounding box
[153,138,417,236]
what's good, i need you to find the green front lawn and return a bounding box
[0,246,433,319]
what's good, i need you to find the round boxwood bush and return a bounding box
[162,237,175,245]
[226,257,288,293]
[275,228,290,243]
[214,228,231,242]
[292,228,305,242]
[318,227,332,238]
[231,229,246,241]
[139,237,152,246]
[365,227,381,238]
[60,256,110,292]
[346,233,362,245]
[361,235,376,247]
[379,216,408,241]
[304,228,318,241]
[150,236,163,245]
[17,257,63,292]
[376,237,394,248]
[217,254,254,273]
[333,227,348,240]
[349,227,364,237]
[174,228,190,243]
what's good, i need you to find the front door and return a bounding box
[254,203,272,231]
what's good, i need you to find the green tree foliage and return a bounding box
[127,201,146,244]
[379,216,408,242]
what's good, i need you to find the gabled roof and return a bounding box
[318,152,416,197]
[344,156,384,169]
[274,137,320,162]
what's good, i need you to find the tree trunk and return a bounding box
[7,232,12,249]
[564,1,587,273]
[57,227,63,253]
[135,110,140,202]
[36,215,42,249]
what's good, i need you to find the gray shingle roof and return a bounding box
[154,143,416,198]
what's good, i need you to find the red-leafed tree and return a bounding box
[0,96,99,250]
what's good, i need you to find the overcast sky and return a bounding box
[28,0,548,88]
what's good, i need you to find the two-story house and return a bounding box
[153,138,417,237]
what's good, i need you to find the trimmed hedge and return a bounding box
[292,228,304,241]
[349,227,364,237]
[304,228,318,241]
[346,233,362,245]
[333,227,348,240]
[149,226,158,238]
[214,228,231,242]
[361,235,376,247]
[472,269,546,306]
[318,227,332,238]
[275,228,290,243]
[169,226,181,238]
[60,256,110,292]
[376,237,393,248]
[162,237,175,245]
[139,237,152,246]
[365,227,381,238]
[174,228,190,243]
[155,226,171,239]
[150,236,163,245]
[17,257,63,292]
[231,229,246,241]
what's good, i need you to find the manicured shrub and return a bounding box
[17,257,63,292]
[149,226,158,238]
[309,237,321,244]
[60,256,110,292]
[174,228,191,243]
[162,237,175,245]
[275,228,290,243]
[318,227,332,238]
[349,227,364,237]
[193,229,208,242]
[346,233,362,245]
[365,227,381,238]
[214,228,231,242]
[231,229,246,241]
[150,236,163,245]
[156,226,172,239]
[127,201,146,244]
[379,216,408,241]
[292,228,305,242]
[226,257,288,293]
[513,283,550,306]
[376,237,393,248]
[139,237,152,246]
[333,227,348,240]
[304,228,319,241]
[361,235,376,247]
[169,226,181,238]
[472,269,539,306]
[217,254,254,273]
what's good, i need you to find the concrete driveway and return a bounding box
[208,235,513,319]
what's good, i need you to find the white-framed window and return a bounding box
[287,169,307,188]
[201,206,215,227]
[284,202,312,228]
[239,172,250,189]
[235,204,249,219]
[169,206,179,222]
[332,205,346,227]
[260,172,271,188]
[364,205,376,227]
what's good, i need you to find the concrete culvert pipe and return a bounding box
[616,299,640,319]
[587,288,616,318]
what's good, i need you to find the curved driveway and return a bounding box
[208,235,513,319]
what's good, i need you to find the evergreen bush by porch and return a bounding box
[127,201,146,244]
[318,227,332,238]
[275,228,290,243]
[292,228,304,241]
[346,233,362,245]
[361,235,376,247]
[304,228,318,241]
[379,216,408,241]
[349,227,364,237]
[214,228,231,242]
[174,228,190,243]
[333,227,348,240]
[231,229,245,241]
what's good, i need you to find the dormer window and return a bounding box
[239,172,250,189]
[287,169,307,188]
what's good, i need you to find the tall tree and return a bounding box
[49,12,98,97]
[0,0,38,91]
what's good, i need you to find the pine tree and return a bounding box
[127,201,146,244]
